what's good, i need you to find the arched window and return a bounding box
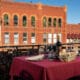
[58,18,62,27]
[53,18,57,27]
[43,17,47,27]
[14,15,18,26]
[48,17,52,27]
[23,16,27,27]
[31,16,35,27]
[4,14,9,26]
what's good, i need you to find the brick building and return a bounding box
[0,0,79,46]
[66,24,80,43]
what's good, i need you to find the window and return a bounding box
[23,16,27,27]
[66,39,70,43]
[31,33,36,44]
[43,33,47,43]
[14,33,19,44]
[4,32,9,44]
[31,16,35,27]
[48,33,52,44]
[31,33,35,37]
[53,18,57,27]
[4,14,9,26]
[58,18,62,27]
[53,33,57,43]
[14,15,18,26]
[43,17,47,27]
[58,33,62,42]
[53,33,62,43]
[23,33,27,43]
[48,18,52,27]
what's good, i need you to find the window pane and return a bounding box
[58,33,62,42]
[14,15,18,26]
[43,33,47,43]
[48,18,52,27]
[66,39,70,43]
[31,38,36,43]
[53,38,57,43]
[23,33,27,43]
[23,33,27,37]
[23,16,27,27]
[4,32,9,44]
[43,39,47,43]
[48,39,52,43]
[58,18,62,27]
[14,33,19,44]
[53,34,57,38]
[31,16,35,27]
[53,18,56,27]
[31,33,36,43]
[43,17,47,27]
[48,33,52,38]
[43,33,47,38]
[4,14,9,26]
[31,33,35,37]
[48,33,52,43]
[53,33,57,43]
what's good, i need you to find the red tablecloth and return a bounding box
[9,56,80,80]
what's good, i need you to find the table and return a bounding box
[9,56,80,80]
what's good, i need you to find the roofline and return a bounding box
[2,1,65,8]
[67,23,80,26]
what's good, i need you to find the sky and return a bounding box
[16,0,80,24]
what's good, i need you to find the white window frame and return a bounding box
[31,33,36,44]
[48,33,52,44]
[53,33,57,43]
[4,32,9,44]
[23,33,28,44]
[14,33,19,44]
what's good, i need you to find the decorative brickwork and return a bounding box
[0,1,79,46]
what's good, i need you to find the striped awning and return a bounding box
[67,33,80,39]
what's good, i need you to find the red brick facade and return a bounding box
[0,0,79,46]
[66,24,80,43]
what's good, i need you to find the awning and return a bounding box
[70,33,74,39]
[67,33,70,39]
[78,34,80,39]
[67,33,80,39]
